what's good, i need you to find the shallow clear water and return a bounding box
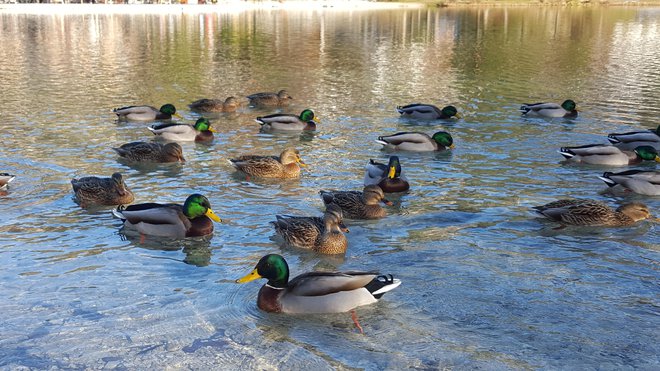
[1,6,659,370]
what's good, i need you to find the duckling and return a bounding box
[607,125,660,151]
[376,131,454,152]
[520,100,578,118]
[247,89,293,107]
[271,203,349,254]
[363,156,410,193]
[229,147,306,179]
[71,172,134,207]
[113,104,182,121]
[188,96,239,113]
[396,104,461,120]
[598,170,660,196]
[533,199,651,227]
[0,173,16,190]
[147,117,215,142]
[558,144,660,166]
[112,194,222,239]
[112,142,185,163]
[257,109,319,131]
[319,185,392,219]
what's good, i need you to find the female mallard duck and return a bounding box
[598,170,660,196]
[376,131,454,152]
[112,142,185,163]
[271,203,349,254]
[113,104,182,121]
[229,147,306,179]
[111,194,222,239]
[71,172,134,207]
[147,118,215,142]
[396,104,461,120]
[319,185,392,220]
[607,125,660,151]
[519,100,578,118]
[247,89,293,107]
[363,156,410,193]
[236,254,401,314]
[558,144,660,166]
[0,173,16,190]
[188,96,239,113]
[256,109,319,131]
[533,199,651,227]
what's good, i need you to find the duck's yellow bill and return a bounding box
[174,113,184,119]
[313,117,320,123]
[206,208,222,222]
[454,113,462,119]
[208,127,217,133]
[449,144,456,149]
[298,158,308,167]
[388,165,396,179]
[236,268,262,283]
[655,155,660,163]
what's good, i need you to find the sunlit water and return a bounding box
[1,6,659,370]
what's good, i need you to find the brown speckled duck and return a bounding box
[271,203,349,254]
[229,147,306,179]
[188,96,239,113]
[319,185,392,219]
[247,89,293,107]
[112,142,185,163]
[71,172,134,207]
[533,199,652,227]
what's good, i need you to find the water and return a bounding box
[1,5,659,369]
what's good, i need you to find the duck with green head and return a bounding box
[520,100,577,118]
[148,117,215,142]
[71,172,135,207]
[607,125,660,151]
[559,144,660,166]
[376,131,454,152]
[257,109,319,131]
[189,96,239,113]
[113,103,182,121]
[396,104,461,120]
[364,156,410,193]
[533,199,652,227]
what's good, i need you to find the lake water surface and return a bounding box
[1,5,659,370]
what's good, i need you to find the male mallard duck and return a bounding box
[256,109,319,131]
[396,104,461,120]
[271,203,349,254]
[558,144,660,166]
[112,142,185,163]
[147,118,215,142]
[71,172,134,207]
[236,254,401,314]
[188,96,239,113]
[376,131,454,152]
[519,100,578,118]
[533,199,651,227]
[0,173,16,190]
[111,193,222,239]
[229,147,306,179]
[113,104,182,121]
[598,170,660,196]
[607,125,660,151]
[247,89,293,107]
[319,185,392,220]
[363,156,410,193]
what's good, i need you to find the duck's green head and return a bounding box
[193,118,215,133]
[634,146,660,162]
[183,193,222,222]
[442,105,461,118]
[236,254,289,287]
[561,100,577,111]
[432,131,454,149]
[300,109,319,123]
[160,104,183,119]
[387,156,402,179]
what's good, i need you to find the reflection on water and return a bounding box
[1,6,659,369]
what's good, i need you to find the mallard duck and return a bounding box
[376,131,454,152]
[598,170,660,196]
[229,147,306,179]
[271,203,349,254]
[0,173,16,190]
[112,142,185,163]
[71,172,134,207]
[256,109,319,131]
[558,144,660,166]
[236,254,401,314]
[363,156,410,193]
[113,104,182,121]
[111,194,222,239]
[247,89,293,107]
[396,104,461,120]
[519,100,578,118]
[607,125,660,151]
[147,118,215,142]
[319,185,392,220]
[533,199,651,227]
[188,96,239,113]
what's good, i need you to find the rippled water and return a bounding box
[1,6,659,369]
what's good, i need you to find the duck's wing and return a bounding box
[558,144,623,159]
[113,105,157,115]
[377,132,430,145]
[148,123,193,135]
[287,271,379,296]
[364,159,387,185]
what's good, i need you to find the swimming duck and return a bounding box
[396,104,461,120]
[188,96,240,113]
[376,131,454,152]
[319,185,392,220]
[147,118,215,142]
[111,194,222,239]
[607,125,660,151]
[247,89,293,107]
[0,173,16,190]
[236,254,401,314]
[519,100,578,118]
[256,109,319,131]
[533,199,651,227]
[113,104,182,121]
[271,203,349,254]
[71,172,134,207]
[112,142,185,163]
[229,147,306,179]
[363,156,410,193]
[558,144,660,166]
[598,170,660,196]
